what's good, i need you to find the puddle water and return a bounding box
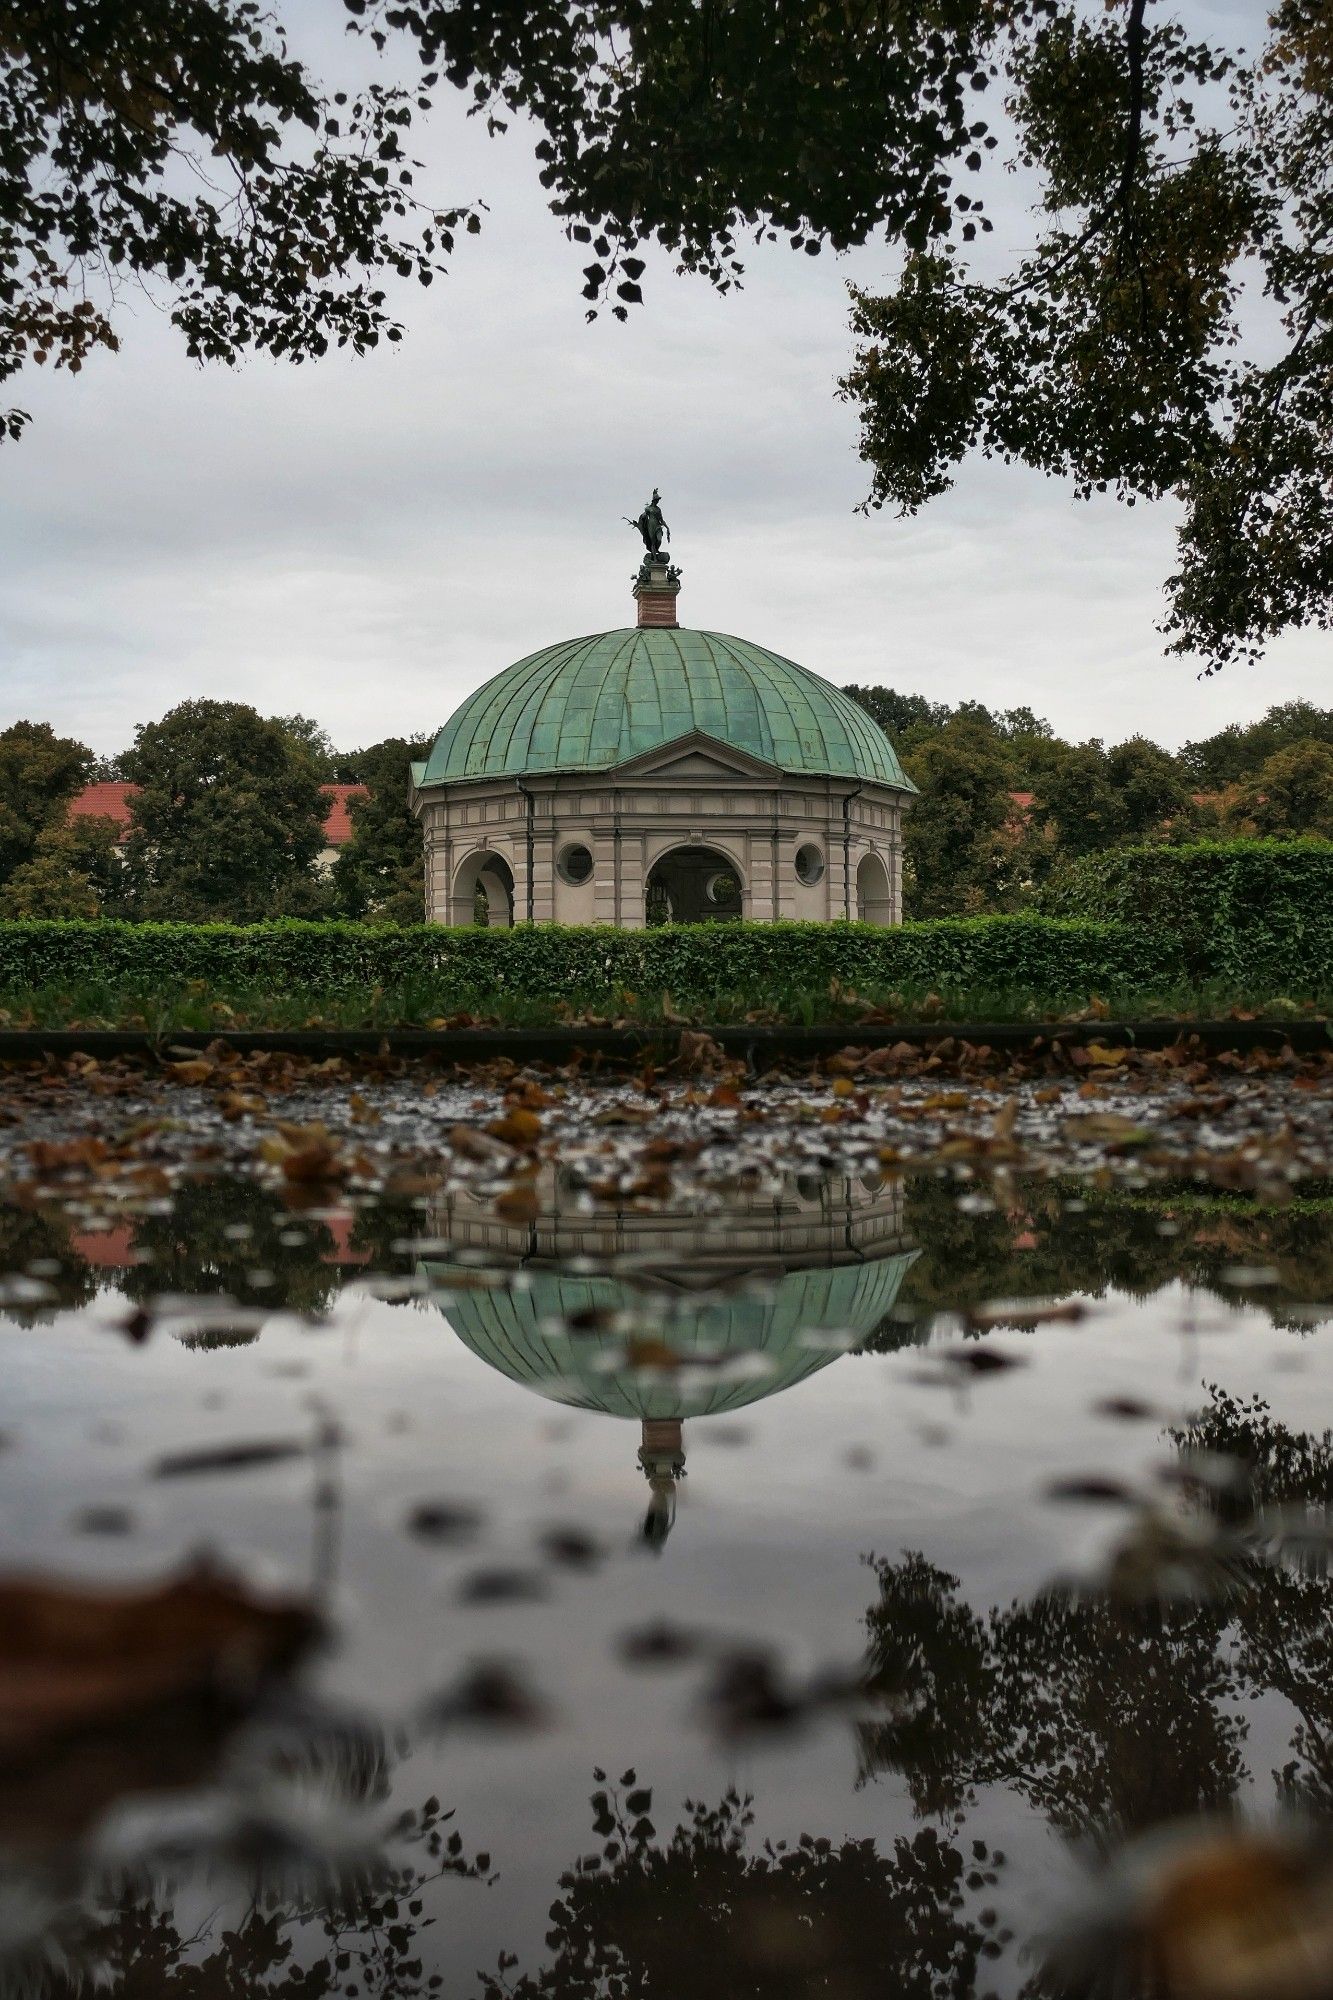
[3,1091,1333,1997]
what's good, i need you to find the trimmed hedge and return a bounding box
[0,914,1179,1004]
[1037,840,1333,988]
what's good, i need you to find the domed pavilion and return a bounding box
[410,505,915,927]
[422,1171,918,1546]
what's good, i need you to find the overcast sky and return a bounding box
[3,0,1326,759]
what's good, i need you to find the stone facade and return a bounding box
[416,736,904,927]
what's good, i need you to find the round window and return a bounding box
[705,869,740,906]
[795,843,825,886]
[557,843,594,886]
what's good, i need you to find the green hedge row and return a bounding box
[0,914,1179,1002]
[1037,839,1333,987]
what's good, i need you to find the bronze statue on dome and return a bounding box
[626,488,670,561]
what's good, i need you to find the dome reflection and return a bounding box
[423,1172,917,1545]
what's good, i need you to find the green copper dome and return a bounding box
[429,1253,919,1422]
[418,629,912,791]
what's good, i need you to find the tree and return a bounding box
[333,733,436,924]
[120,699,332,921]
[844,686,954,759]
[388,0,1331,673]
[900,719,1015,917]
[1180,703,1333,788]
[834,2,1333,671]
[1031,742,1126,858]
[1105,735,1189,840]
[0,720,92,885]
[1,0,476,444]
[0,812,126,918]
[273,714,340,782]
[11,1,1329,672]
[484,1775,1006,2000]
[1240,739,1333,838]
[858,1389,1333,1846]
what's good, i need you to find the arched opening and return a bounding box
[451,850,515,928]
[856,851,892,926]
[645,845,744,925]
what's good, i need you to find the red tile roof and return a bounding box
[68,780,136,828]
[71,1224,136,1268]
[67,781,367,845]
[320,784,367,844]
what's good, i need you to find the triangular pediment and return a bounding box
[607,730,782,783]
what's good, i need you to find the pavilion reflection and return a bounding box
[423,1171,917,1544]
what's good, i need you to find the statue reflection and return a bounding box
[422,1170,917,1546]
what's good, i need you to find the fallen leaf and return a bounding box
[487,1108,543,1148]
[449,1124,512,1165]
[153,1439,308,1479]
[494,1182,540,1223]
[0,1568,316,1760]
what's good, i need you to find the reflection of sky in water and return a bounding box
[1,1175,1332,1995]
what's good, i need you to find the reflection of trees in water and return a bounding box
[479,1776,1006,2000]
[0,1203,99,1323]
[120,1180,343,1330]
[858,1390,1333,1849]
[20,1716,488,2000]
[861,1178,1333,1349]
[857,1555,1241,1841]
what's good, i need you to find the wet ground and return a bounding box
[3,1048,1333,1998]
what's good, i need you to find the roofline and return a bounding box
[412,760,916,796]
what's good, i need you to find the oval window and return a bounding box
[795,843,825,886]
[705,870,740,905]
[557,843,594,886]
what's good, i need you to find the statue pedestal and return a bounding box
[633,555,681,629]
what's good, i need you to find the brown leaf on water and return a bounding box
[944,1343,1026,1374]
[487,1107,543,1148]
[153,1438,308,1479]
[218,1090,268,1121]
[1064,1112,1152,1145]
[26,1136,110,1176]
[625,1336,683,1370]
[407,1500,483,1544]
[676,1030,726,1074]
[1095,1396,1159,1422]
[617,1619,703,1668]
[259,1124,346,1184]
[537,1526,605,1571]
[1046,1476,1138,1505]
[164,1058,216,1085]
[449,1124,512,1165]
[592,1102,658,1126]
[456,1567,548,1606]
[427,1660,549,1730]
[494,1181,540,1223]
[991,1095,1020,1140]
[1143,1831,1333,2000]
[0,1568,317,1761]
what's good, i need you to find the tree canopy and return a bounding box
[333,732,436,923]
[7,1,1327,669]
[120,698,333,921]
[0,720,92,883]
[1,0,474,443]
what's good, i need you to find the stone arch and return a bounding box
[856,850,892,926]
[645,843,746,924]
[451,848,515,928]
